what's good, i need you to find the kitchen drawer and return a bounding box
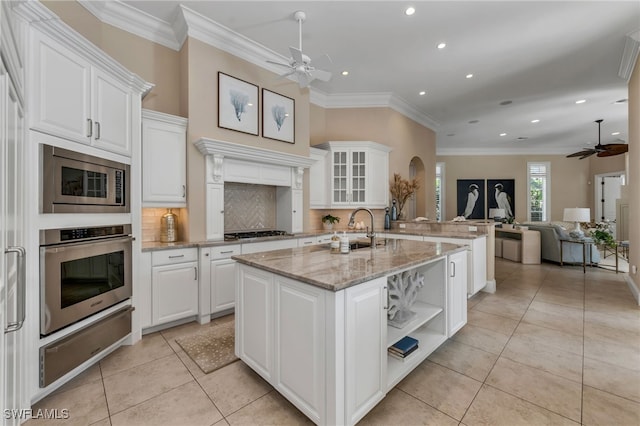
[207,244,242,260]
[298,237,317,247]
[316,234,333,245]
[152,248,198,266]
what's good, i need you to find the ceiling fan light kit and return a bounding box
[266,10,333,88]
[566,119,629,160]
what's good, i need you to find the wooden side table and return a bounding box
[559,238,594,273]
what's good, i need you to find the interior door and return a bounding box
[2,60,26,426]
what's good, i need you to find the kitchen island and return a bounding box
[232,240,467,425]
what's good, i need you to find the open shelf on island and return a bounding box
[387,301,443,347]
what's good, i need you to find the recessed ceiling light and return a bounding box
[499,100,513,106]
[405,7,415,16]
[531,119,540,123]
[500,133,507,137]
[419,91,426,96]
[468,120,479,124]
[575,99,586,104]
[614,98,628,104]
[437,42,446,49]
[341,71,349,76]
[248,103,254,107]
[447,133,455,137]
[466,74,473,79]
[517,137,529,140]
[612,132,620,136]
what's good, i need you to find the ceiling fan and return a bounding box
[566,119,629,160]
[266,11,332,88]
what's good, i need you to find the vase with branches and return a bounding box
[389,173,420,219]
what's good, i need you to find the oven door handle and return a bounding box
[43,235,134,250]
[5,246,26,334]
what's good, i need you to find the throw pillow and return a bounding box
[552,224,571,239]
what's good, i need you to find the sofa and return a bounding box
[522,222,601,265]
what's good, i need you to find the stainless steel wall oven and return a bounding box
[40,224,132,336]
[42,144,130,213]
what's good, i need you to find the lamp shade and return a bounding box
[563,208,590,223]
[489,208,505,218]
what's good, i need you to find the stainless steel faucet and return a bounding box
[348,207,376,248]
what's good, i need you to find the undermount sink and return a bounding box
[349,239,388,250]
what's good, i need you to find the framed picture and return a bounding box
[487,179,515,220]
[262,88,295,143]
[456,179,485,219]
[218,72,259,135]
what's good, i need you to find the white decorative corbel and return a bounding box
[205,153,225,184]
[294,167,304,189]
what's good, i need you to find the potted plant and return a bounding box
[502,216,516,229]
[321,214,340,230]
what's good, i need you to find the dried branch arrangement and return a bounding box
[389,173,420,217]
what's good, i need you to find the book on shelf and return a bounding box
[390,336,419,354]
[388,344,419,360]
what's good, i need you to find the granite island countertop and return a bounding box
[232,239,465,292]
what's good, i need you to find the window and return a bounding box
[435,162,445,221]
[527,162,550,222]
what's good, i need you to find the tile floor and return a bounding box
[27,259,640,425]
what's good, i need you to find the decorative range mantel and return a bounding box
[193,138,316,239]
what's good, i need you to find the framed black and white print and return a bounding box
[487,179,515,220]
[456,179,485,219]
[218,72,259,135]
[262,88,295,143]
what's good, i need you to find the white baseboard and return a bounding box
[625,275,640,306]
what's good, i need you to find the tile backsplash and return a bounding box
[142,208,186,242]
[224,182,276,231]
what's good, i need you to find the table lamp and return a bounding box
[489,208,505,221]
[563,208,590,238]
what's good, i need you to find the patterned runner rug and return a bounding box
[175,320,238,374]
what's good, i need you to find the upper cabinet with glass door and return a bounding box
[310,141,391,209]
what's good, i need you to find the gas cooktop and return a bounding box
[224,230,290,241]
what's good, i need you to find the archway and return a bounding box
[409,156,426,219]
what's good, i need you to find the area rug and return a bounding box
[175,320,238,374]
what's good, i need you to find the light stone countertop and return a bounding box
[232,239,466,291]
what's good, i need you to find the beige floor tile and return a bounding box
[359,388,458,426]
[471,293,531,321]
[582,385,640,426]
[53,364,102,395]
[88,418,111,426]
[213,419,230,426]
[584,335,640,372]
[584,309,640,335]
[485,357,582,421]
[398,360,482,420]
[27,381,109,426]
[100,332,174,378]
[197,360,272,416]
[462,384,579,426]
[103,354,193,414]
[501,334,583,383]
[225,391,313,425]
[534,285,585,309]
[175,348,207,379]
[493,282,539,300]
[466,309,519,336]
[427,340,498,382]
[583,357,640,403]
[522,300,584,336]
[584,319,640,347]
[467,292,488,309]
[110,381,222,426]
[451,323,511,354]
[512,322,583,356]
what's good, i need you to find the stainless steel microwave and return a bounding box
[42,144,130,213]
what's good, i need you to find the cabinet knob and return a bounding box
[220,210,224,214]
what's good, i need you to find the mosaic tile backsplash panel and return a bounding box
[224,182,277,231]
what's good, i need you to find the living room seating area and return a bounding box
[522,222,601,265]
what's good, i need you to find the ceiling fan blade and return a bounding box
[579,151,596,160]
[276,69,297,80]
[310,69,332,82]
[311,53,332,70]
[566,150,594,158]
[289,46,303,64]
[266,60,293,68]
[604,144,629,154]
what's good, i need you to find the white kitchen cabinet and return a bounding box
[151,248,198,326]
[311,141,391,209]
[206,183,225,241]
[29,28,147,157]
[142,110,188,206]
[276,187,303,234]
[447,250,467,337]
[309,148,328,208]
[199,244,241,323]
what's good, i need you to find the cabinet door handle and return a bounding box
[220,250,234,254]
[86,118,93,137]
[220,210,224,214]
[383,285,388,310]
[303,241,312,245]
[182,185,186,198]
[168,254,185,259]
[450,261,456,277]
[194,266,198,281]
[95,121,101,140]
[4,246,26,333]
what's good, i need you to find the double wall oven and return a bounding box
[39,144,134,387]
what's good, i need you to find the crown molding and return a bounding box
[619,30,640,82]
[142,109,187,127]
[78,0,181,50]
[436,146,576,156]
